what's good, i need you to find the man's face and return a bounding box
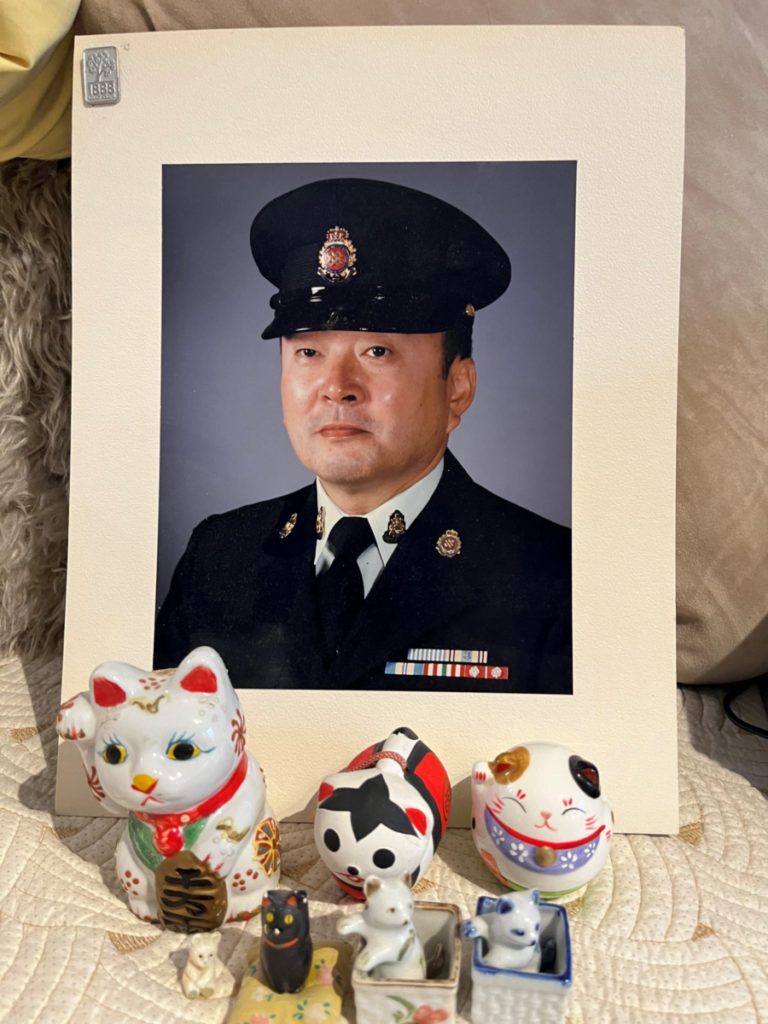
[280,331,475,509]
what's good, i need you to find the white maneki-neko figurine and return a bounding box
[471,742,613,900]
[57,646,280,930]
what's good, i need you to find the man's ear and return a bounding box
[446,356,477,434]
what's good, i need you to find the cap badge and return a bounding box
[382,509,407,544]
[278,512,298,539]
[315,507,326,540]
[318,226,358,282]
[436,529,462,558]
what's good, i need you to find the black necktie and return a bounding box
[316,516,375,658]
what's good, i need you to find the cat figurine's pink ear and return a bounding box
[88,660,144,708]
[178,665,218,693]
[164,647,240,717]
[92,676,127,707]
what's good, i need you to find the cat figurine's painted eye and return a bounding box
[260,889,312,994]
[470,741,613,899]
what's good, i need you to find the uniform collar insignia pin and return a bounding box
[278,512,298,539]
[382,509,406,544]
[436,528,462,558]
[316,507,326,539]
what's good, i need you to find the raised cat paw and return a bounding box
[56,693,97,743]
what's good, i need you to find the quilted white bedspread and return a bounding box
[2,654,767,1023]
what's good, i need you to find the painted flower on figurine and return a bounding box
[85,765,105,802]
[248,983,272,1001]
[250,1014,273,1024]
[231,708,247,756]
[412,1007,449,1024]
[253,817,280,875]
[315,963,335,986]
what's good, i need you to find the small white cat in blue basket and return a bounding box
[463,889,544,972]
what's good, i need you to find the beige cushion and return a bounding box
[74,0,768,684]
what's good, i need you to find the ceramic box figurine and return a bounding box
[471,742,613,900]
[466,894,572,1024]
[56,646,280,930]
[337,874,426,980]
[338,879,461,1024]
[463,889,543,972]
[314,726,451,899]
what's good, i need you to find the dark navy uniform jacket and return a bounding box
[154,452,572,694]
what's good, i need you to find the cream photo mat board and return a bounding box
[59,25,684,833]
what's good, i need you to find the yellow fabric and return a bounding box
[0,0,79,160]
[227,945,344,1024]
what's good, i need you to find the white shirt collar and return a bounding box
[314,458,444,570]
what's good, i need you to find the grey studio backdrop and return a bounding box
[156,161,575,611]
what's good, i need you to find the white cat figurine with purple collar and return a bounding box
[57,646,280,929]
[471,742,613,900]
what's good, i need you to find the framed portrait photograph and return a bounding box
[155,159,574,695]
[59,25,684,833]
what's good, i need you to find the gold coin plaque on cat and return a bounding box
[156,850,228,932]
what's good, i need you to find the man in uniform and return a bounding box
[154,177,571,693]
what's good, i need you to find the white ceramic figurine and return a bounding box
[471,742,613,899]
[337,874,426,980]
[182,931,236,999]
[463,889,542,971]
[57,646,280,929]
[315,726,450,900]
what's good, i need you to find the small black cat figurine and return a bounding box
[260,889,313,993]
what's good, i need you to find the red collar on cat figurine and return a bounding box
[262,934,301,950]
[134,752,249,857]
